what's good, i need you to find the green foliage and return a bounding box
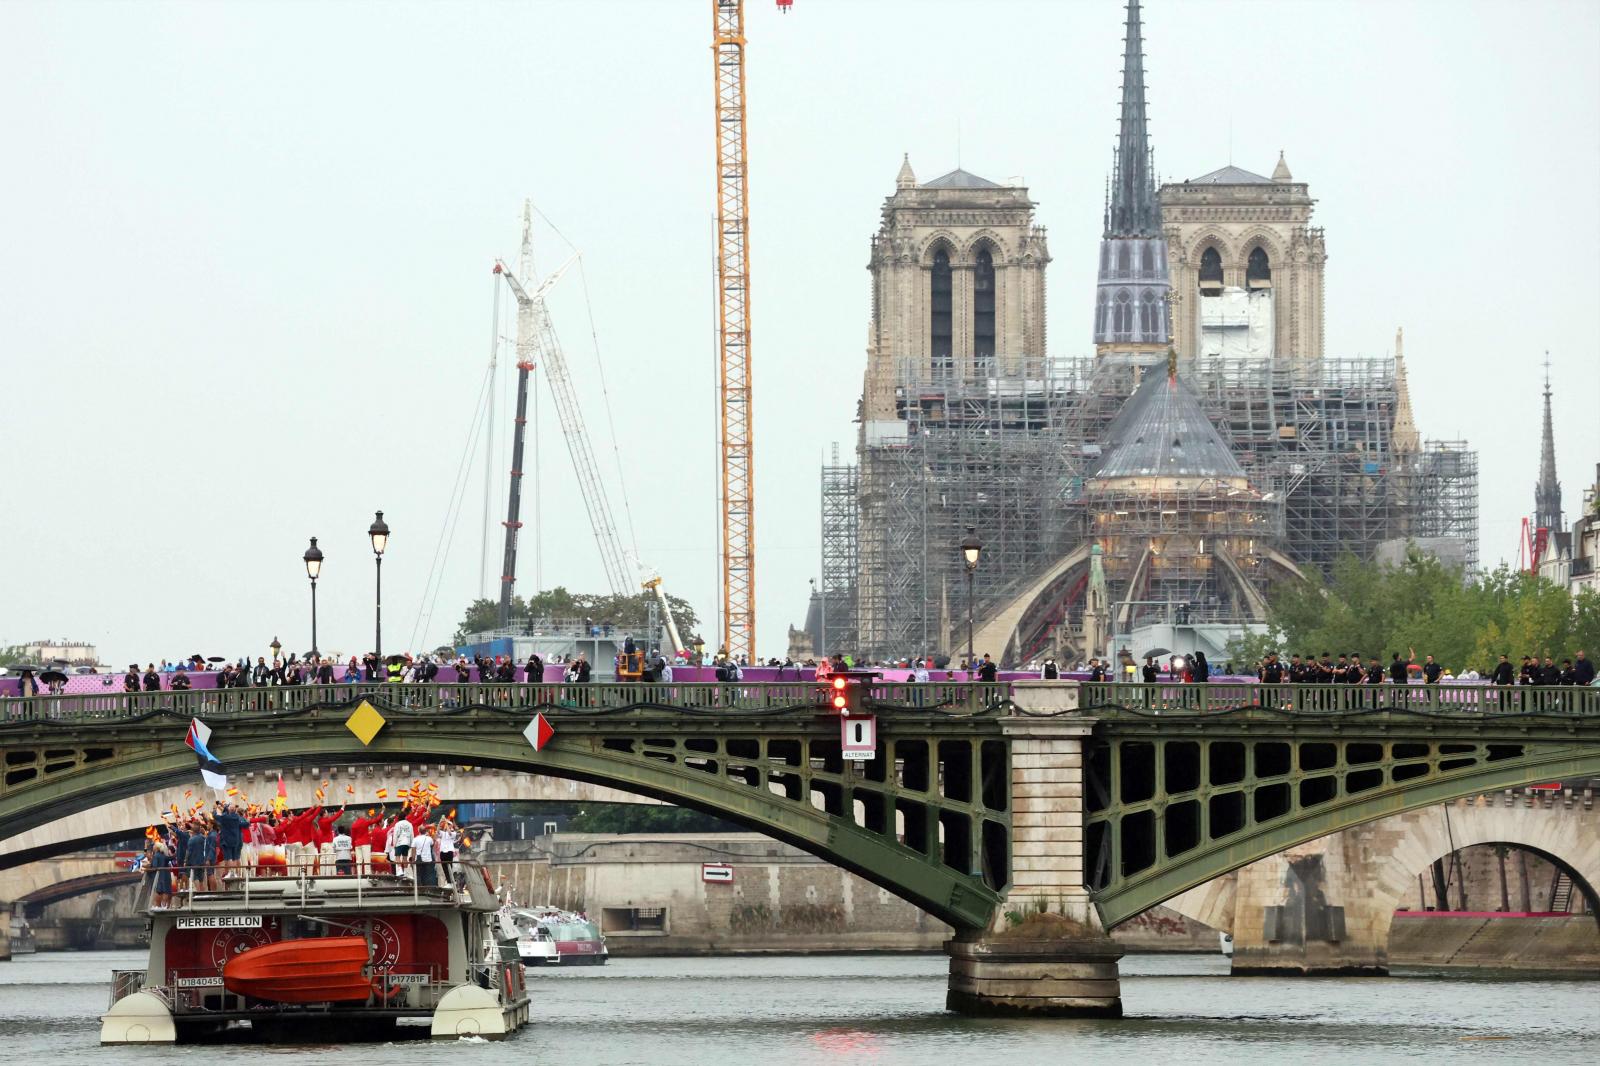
[1251,547,1600,675]
[564,803,739,834]
[454,587,701,646]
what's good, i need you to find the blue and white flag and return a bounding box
[184,717,227,791]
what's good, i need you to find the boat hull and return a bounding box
[222,936,371,1003]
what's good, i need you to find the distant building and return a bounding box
[21,639,100,667]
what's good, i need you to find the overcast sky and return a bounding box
[4,0,1598,666]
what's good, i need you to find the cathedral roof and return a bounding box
[1184,164,1276,185]
[1094,371,1245,481]
[922,168,1002,190]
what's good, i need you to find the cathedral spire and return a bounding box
[1107,0,1159,238]
[1536,354,1562,532]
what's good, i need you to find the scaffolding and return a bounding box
[817,443,859,655]
[831,353,1480,663]
[1411,440,1481,571]
[852,357,1082,660]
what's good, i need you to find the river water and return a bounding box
[6,950,1594,1065]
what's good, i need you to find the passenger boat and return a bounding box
[101,863,530,1044]
[498,905,608,966]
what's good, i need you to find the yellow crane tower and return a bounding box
[711,0,760,661]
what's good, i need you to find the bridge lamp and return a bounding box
[304,537,324,660]
[270,636,281,663]
[368,511,390,661]
[960,528,982,674]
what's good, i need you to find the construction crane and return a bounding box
[712,0,759,661]
[495,212,687,656]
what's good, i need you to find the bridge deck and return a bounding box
[2,681,1595,723]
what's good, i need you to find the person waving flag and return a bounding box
[184,718,227,791]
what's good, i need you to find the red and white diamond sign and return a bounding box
[524,712,555,752]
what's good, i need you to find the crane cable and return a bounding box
[527,203,643,566]
[409,361,496,651]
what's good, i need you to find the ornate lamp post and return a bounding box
[960,528,982,674]
[369,511,390,660]
[303,537,324,660]
[269,636,282,664]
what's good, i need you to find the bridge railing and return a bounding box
[0,681,1011,724]
[1080,682,1600,717]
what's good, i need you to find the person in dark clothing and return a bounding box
[1422,655,1442,684]
[214,804,248,875]
[1559,660,1577,685]
[1490,655,1515,686]
[977,655,998,683]
[1191,652,1209,683]
[124,665,141,693]
[526,654,545,684]
[1260,654,1284,685]
[1141,657,1159,683]
[141,665,160,692]
[171,668,191,691]
[1574,651,1596,686]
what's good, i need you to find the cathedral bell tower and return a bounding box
[860,157,1049,423]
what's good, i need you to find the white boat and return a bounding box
[498,905,607,966]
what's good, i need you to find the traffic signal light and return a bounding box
[830,676,863,716]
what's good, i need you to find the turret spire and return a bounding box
[1106,0,1160,238]
[1536,353,1562,533]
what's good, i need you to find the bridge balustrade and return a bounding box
[1080,682,1600,717]
[0,681,1011,723]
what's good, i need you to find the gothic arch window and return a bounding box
[1117,243,1131,277]
[1100,244,1111,274]
[1114,288,1133,339]
[1139,290,1160,338]
[1198,245,1223,291]
[1096,291,1110,338]
[1141,242,1155,276]
[931,245,953,375]
[973,244,996,371]
[1247,245,1272,287]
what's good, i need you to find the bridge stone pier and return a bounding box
[947,683,1124,1018]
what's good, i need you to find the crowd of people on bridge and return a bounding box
[1248,648,1596,687]
[140,784,468,908]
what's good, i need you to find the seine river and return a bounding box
[6,950,1594,1064]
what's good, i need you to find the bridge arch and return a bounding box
[0,703,1007,930]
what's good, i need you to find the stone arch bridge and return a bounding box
[2,680,1596,1016]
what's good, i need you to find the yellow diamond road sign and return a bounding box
[345,700,387,746]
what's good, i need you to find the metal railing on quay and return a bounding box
[1080,682,1600,717]
[0,681,1012,723]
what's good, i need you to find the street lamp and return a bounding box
[270,636,282,663]
[960,527,982,674]
[692,635,705,665]
[369,510,390,660]
[303,537,324,660]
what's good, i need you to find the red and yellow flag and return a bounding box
[375,788,388,799]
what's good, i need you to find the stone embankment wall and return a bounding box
[486,834,950,955]
[1389,915,1600,971]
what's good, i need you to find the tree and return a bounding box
[1258,547,1600,675]
[453,587,701,647]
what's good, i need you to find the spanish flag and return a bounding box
[226,787,239,797]
[314,787,325,802]
[376,788,388,800]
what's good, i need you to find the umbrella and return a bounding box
[387,655,406,665]
[206,656,226,664]
[73,666,96,674]
[40,670,69,685]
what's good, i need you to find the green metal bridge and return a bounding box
[2,681,1596,932]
